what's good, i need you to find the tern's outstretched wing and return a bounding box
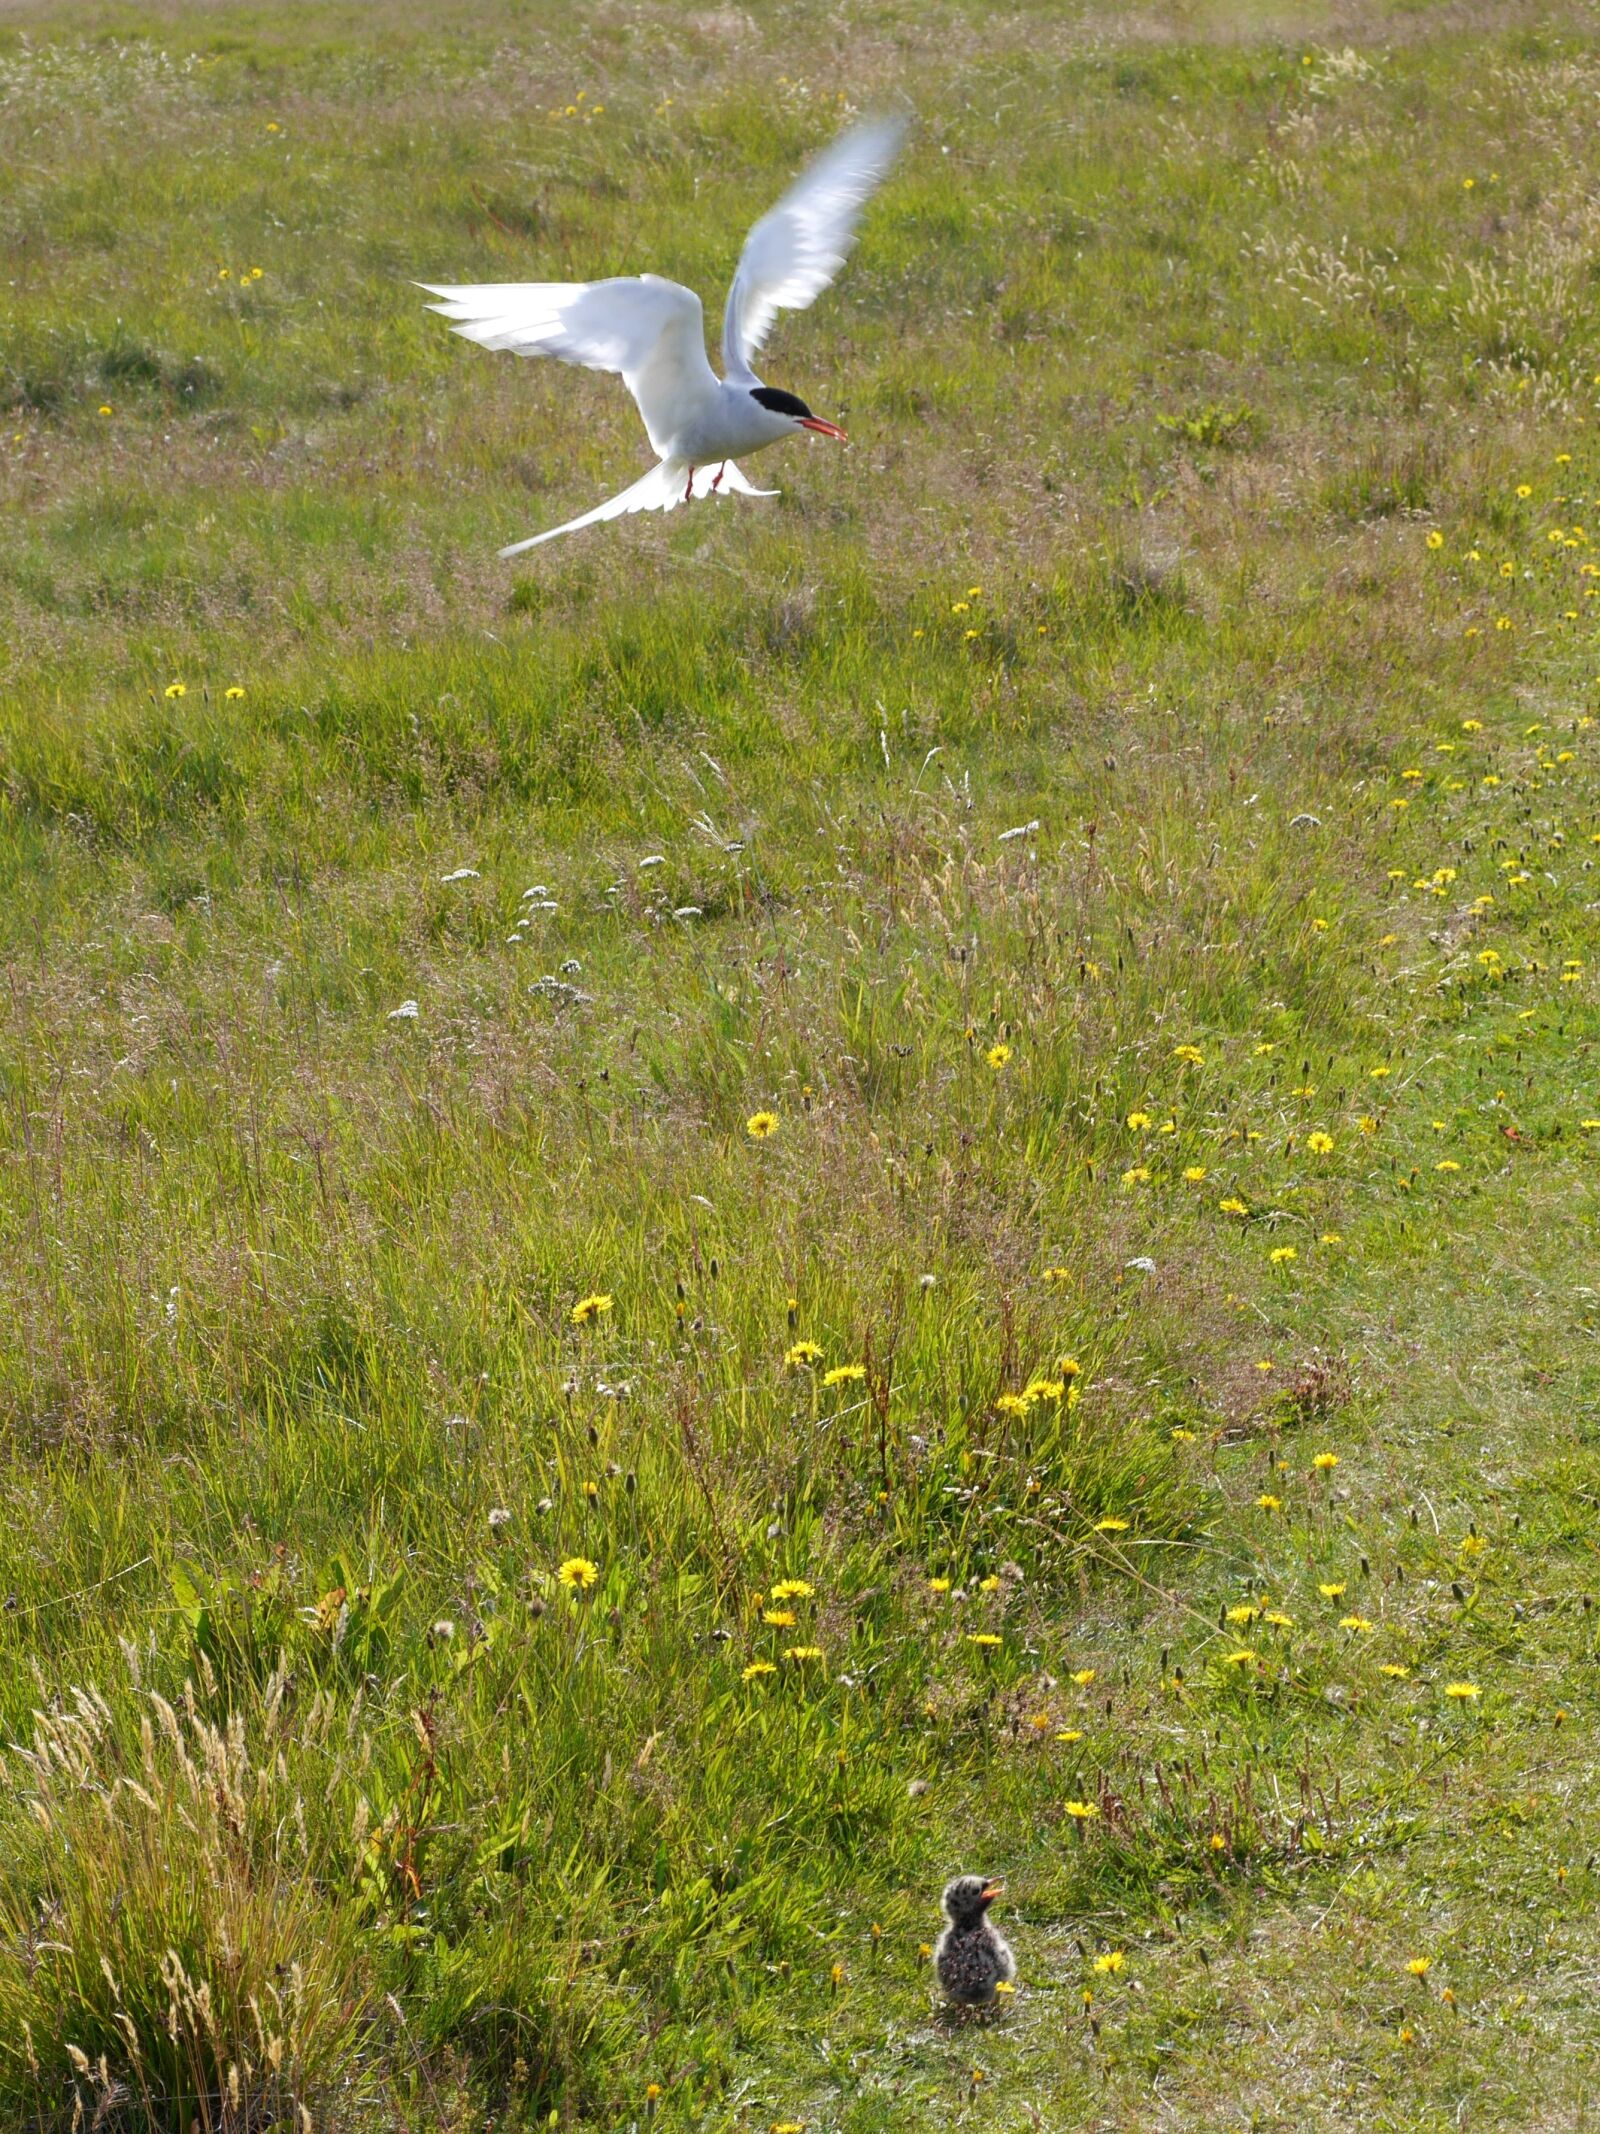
[419,275,717,457]
[720,116,907,385]
[499,458,776,557]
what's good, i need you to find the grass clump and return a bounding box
[0,1678,372,2129]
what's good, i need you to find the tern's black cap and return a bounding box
[750,384,814,420]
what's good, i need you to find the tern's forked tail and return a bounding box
[499,459,777,557]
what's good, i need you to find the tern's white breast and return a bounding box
[664,381,795,467]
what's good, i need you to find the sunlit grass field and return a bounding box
[6,1,1600,2126]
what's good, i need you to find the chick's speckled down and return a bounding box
[934,1875,1016,2006]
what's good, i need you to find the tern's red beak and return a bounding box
[980,1881,1004,1904]
[799,416,848,441]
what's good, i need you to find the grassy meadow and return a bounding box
[7,0,1600,2125]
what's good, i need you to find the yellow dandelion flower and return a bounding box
[822,1364,865,1387]
[1444,1681,1480,1700]
[557,1556,599,1590]
[570,1292,613,1324]
[770,1579,813,1601]
[1313,1452,1339,1471]
[785,1341,823,1368]
[1064,1800,1099,1820]
[1307,1131,1335,1155]
[1094,1517,1129,1534]
[743,1659,777,1681]
[986,1043,1012,1069]
[747,1111,779,1138]
[1093,1950,1125,1974]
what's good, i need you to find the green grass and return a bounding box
[5,1,1600,2126]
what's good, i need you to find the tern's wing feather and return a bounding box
[721,116,907,382]
[500,458,776,557]
[420,275,716,455]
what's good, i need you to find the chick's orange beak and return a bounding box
[799,416,848,441]
[980,1880,1004,1903]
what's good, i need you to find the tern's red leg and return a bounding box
[711,462,726,492]
[684,465,695,502]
